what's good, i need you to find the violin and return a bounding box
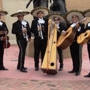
[3,36,10,48]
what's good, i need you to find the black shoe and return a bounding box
[17,67,27,70]
[23,67,27,69]
[20,68,27,73]
[58,67,63,71]
[68,70,75,73]
[17,68,20,70]
[0,67,8,70]
[75,72,80,76]
[35,67,39,71]
[84,73,90,78]
[58,64,63,71]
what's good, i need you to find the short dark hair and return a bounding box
[53,17,60,21]
[72,15,79,19]
[37,11,44,15]
[17,14,24,17]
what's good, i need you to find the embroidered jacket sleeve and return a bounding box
[25,21,31,39]
[12,21,22,34]
[86,22,90,31]
[3,22,9,34]
[31,19,38,36]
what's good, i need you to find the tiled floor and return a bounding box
[0,44,90,90]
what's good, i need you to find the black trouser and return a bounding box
[34,37,47,68]
[0,41,4,69]
[87,43,90,73]
[70,42,82,73]
[16,38,27,69]
[57,47,63,68]
[87,43,90,59]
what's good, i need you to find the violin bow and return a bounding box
[5,32,8,56]
[4,28,8,56]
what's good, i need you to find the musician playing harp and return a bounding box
[31,7,49,71]
[48,13,67,71]
[11,10,31,73]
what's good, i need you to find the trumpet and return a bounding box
[37,23,44,39]
[22,25,29,41]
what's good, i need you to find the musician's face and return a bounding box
[72,15,79,23]
[53,17,60,24]
[17,15,24,21]
[37,12,44,18]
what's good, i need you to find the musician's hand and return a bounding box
[88,41,90,44]
[76,23,80,28]
[4,31,8,35]
[0,31,5,35]
[0,37,4,41]
[38,27,42,31]
[28,38,31,42]
[57,30,60,33]
[61,30,66,35]
[22,28,27,33]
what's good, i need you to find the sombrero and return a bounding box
[11,10,30,17]
[84,9,90,17]
[66,10,84,22]
[0,10,8,16]
[48,12,66,22]
[31,7,49,17]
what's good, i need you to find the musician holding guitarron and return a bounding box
[66,10,85,76]
[0,10,9,70]
[83,9,90,78]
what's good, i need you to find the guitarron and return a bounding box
[57,18,86,49]
[57,26,76,49]
[77,30,90,44]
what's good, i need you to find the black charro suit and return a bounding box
[0,21,8,70]
[31,17,48,69]
[56,22,67,70]
[85,22,90,60]
[68,23,85,75]
[12,20,31,70]
[84,22,90,77]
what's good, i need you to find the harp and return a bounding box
[41,19,57,75]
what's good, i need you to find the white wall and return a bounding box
[2,0,33,44]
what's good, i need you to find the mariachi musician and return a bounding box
[83,9,90,77]
[0,10,9,70]
[66,10,85,76]
[31,7,49,71]
[11,10,31,73]
[48,13,67,71]
[84,22,90,77]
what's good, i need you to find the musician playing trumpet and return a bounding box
[11,10,31,73]
[31,7,49,71]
